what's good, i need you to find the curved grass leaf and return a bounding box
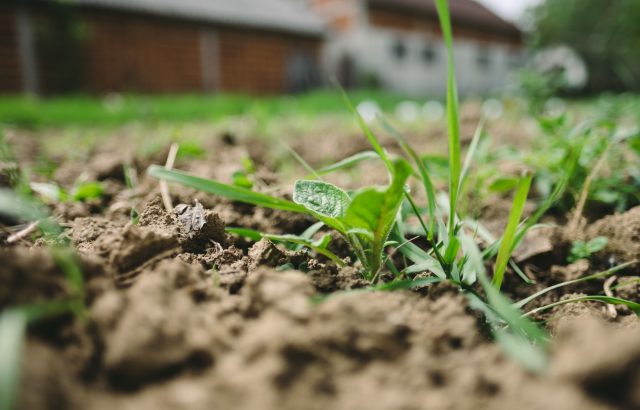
[514,261,634,309]
[316,151,380,175]
[225,226,262,241]
[336,85,393,174]
[225,226,345,266]
[374,276,442,291]
[460,231,548,372]
[381,117,438,240]
[524,295,640,317]
[293,180,351,218]
[148,165,307,214]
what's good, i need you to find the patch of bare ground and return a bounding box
[1,130,638,410]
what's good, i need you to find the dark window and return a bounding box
[392,39,407,61]
[476,47,491,69]
[422,44,436,64]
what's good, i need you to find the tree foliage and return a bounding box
[530,0,640,92]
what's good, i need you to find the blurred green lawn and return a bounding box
[0,89,425,129]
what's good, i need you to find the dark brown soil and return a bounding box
[1,131,639,410]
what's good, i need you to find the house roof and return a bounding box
[368,0,521,40]
[49,0,325,37]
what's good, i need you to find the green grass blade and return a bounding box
[524,295,640,317]
[148,165,306,214]
[316,151,380,176]
[458,117,485,200]
[336,84,394,173]
[0,309,27,410]
[380,117,438,240]
[374,276,442,291]
[514,261,634,309]
[265,234,346,267]
[226,227,345,266]
[435,0,462,238]
[226,226,263,241]
[294,221,326,251]
[460,231,548,372]
[492,172,533,290]
[279,140,322,180]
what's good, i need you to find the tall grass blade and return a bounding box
[492,172,533,289]
[435,0,462,238]
[380,117,438,240]
[458,117,485,199]
[335,83,394,173]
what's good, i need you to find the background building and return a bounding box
[1,0,523,96]
[308,0,523,96]
[0,0,324,95]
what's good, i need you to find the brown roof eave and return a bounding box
[367,0,521,42]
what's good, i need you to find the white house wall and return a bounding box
[322,25,521,97]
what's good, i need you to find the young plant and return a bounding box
[148,157,411,280]
[567,236,608,263]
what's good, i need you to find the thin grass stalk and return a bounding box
[435,0,462,239]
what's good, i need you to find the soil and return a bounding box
[1,128,639,410]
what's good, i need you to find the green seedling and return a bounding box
[149,158,411,280]
[231,156,257,189]
[30,180,104,203]
[176,141,206,159]
[568,236,608,263]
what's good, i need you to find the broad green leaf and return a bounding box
[492,172,533,289]
[343,159,412,274]
[148,165,306,214]
[293,180,350,218]
[0,309,26,410]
